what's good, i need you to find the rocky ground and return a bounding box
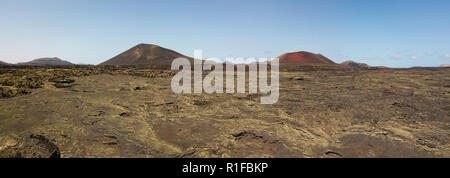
[0,66,449,157]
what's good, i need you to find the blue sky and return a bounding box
[0,0,449,67]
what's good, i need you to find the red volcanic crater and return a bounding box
[276,51,335,64]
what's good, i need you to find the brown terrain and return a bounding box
[0,46,449,158]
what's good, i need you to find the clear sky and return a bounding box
[0,0,449,67]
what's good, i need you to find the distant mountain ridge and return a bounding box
[275,51,336,64]
[0,61,9,65]
[100,43,194,66]
[17,57,74,66]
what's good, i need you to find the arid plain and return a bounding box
[0,64,448,158]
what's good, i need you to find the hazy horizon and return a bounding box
[1,0,449,67]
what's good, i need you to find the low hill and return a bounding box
[17,57,74,66]
[100,43,193,66]
[340,60,370,68]
[439,64,450,67]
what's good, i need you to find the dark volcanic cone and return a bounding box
[100,43,194,66]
